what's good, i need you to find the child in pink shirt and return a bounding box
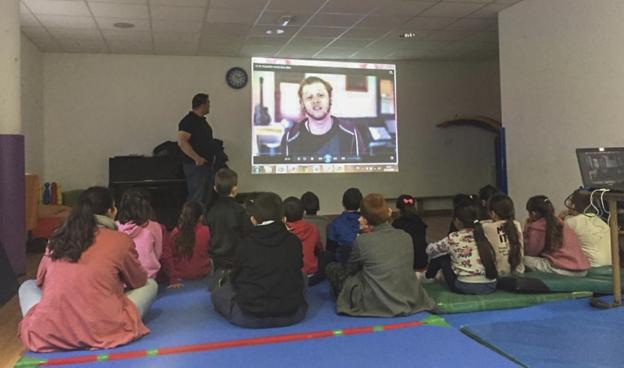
[523,195,590,276]
[116,189,163,278]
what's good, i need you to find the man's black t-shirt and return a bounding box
[281,117,362,156]
[178,111,214,164]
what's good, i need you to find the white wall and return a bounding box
[42,53,500,214]
[500,0,624,218]
[21,34,44,176]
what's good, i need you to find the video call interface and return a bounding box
[577,148,624,187]
[250,57,398,175]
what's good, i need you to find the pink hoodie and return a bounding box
[116,220,163,278]
[524,218,590,272]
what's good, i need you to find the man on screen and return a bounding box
[281,76,365,157]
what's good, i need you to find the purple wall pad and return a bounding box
[0,134,26,274]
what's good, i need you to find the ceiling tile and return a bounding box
[153,31,199,44]
[37,15,98,29]
[210,0,268,11]
[205,8,260,24]
[321,0,379,14]
[467,3,512,18]
[315,47,358,59]
[47,27,103,40]
[24,0,91,16]
[267,0,326,13]
[89,2,149,18]
[446,18,497,32]
[102,28,151,41]
[328,38,370,49]
[466,31,498,43]
[420,2,486,17]
[109,40,153,53]
[356,14,410,28]
[96,17,150,30]
[150,6,206,21]
[152,19,203,32]
[20,10,40,27]
[402,16,456,31]
[203,22,252,37]
[155,42,198,54]
[245,36,289,47]
[87,0,147,4]
[199,35,245,49]
[21,25,58,46]
[372,1,436,15]
[149,0,208,7]
[297,26,347,38]
[240,44,280,57]
[287,37,334,49]
[58,38,109,53]
[256,11,313,26]
[307,12,364,27]
[423,30,471,42]
[340,26,389,40]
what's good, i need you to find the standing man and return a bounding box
[178,93,215,205]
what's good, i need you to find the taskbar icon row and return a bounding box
[252,164,398,174]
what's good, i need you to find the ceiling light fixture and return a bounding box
[279,15,292,27]
[275,29,285,35]
[113,22,135,29]
[400,32,418,38]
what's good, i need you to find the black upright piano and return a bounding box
[109,156,187,229]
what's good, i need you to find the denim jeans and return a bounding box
[182,162,213,206]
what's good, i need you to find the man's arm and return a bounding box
[177,131,207,166]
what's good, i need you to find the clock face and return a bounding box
[226,67,248,89]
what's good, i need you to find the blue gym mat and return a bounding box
[461,307,624,368]
[20,279,517,367]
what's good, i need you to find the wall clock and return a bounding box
[225,67,248,89]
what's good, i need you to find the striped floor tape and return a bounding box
[16,315,449,367]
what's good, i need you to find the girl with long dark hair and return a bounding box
[524,195,590,276]
[18,187,157,352]
[161,201,211,288]
[116,188,163,278]
[425,201,498,294]
[481,194,525,275]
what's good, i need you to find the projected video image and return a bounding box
[251,57,398,175]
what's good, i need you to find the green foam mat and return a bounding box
[498,266,624,294]
[423,282,591,314]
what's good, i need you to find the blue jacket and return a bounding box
[327,211,360,262]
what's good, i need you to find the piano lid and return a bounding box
[109,155,184,185]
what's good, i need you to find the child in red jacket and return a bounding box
[284,196,322,276]
[161,201,211,288]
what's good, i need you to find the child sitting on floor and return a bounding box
[523,195,590,276]
[301,191,329,250]
[327,187,363,263]
[426,201,498,294]
[448,193,475,234]
[204,168,252,291]
[211,192,307,328]
[18,186,156,352]
[326,193,435,316]
[161,201,211,288]
[481,193,525,276]
[284,196,322,277]
[116,188,163,278]
[392,194,428,270]
[560,189,611,267]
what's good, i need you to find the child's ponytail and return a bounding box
[488,194,522,273]
[174,201,203,258]
[526,195,563,252]
[455,203,498,279]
